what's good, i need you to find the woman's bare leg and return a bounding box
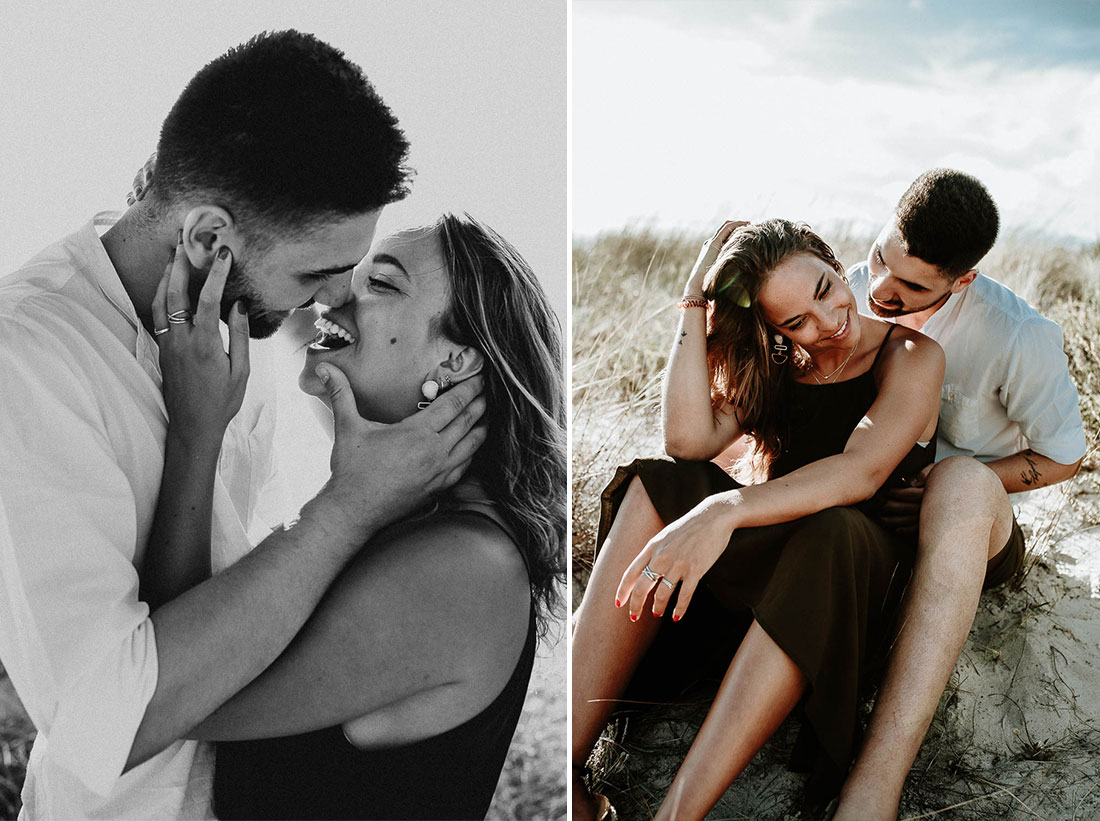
[572,476,668,818]
[655,620,807,821]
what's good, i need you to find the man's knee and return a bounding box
[924,455,1004,509]
[920,456,1013,562]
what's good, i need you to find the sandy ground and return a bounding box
[581,471,1100,820]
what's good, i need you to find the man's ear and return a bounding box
[950,269,979,294]
[181,205,243,271]
[437,346,485,385]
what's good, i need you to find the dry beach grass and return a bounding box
[572,225,1100,820]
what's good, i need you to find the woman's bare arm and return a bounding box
[725,328,944,525]
[140,242,246,607]
[620,327,945,620]
[185,513,531,744]
[662,221,747,460]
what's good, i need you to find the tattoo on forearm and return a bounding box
[678,330,687,346]
[1020,449,1042,487]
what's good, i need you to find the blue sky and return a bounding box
[573,0,1100,242]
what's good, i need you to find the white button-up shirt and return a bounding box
[847,262,1087,467]
[0,217,282,819]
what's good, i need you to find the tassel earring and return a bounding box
[771,334,789,365]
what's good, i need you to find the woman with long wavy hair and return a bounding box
[572,219,945,819]
[141,211,566,819]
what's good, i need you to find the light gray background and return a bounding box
[0,1,567,319]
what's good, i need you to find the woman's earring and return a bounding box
[417,375,453,409]
[418,379,439,410]
[771,334,789,365]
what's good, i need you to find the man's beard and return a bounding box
[221,257,291,339]
[865,288,951,318]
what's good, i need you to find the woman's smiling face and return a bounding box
[757,252,859,353]
[299,226,459,423]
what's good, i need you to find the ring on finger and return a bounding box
[660,577,676,591]
[153,327,169,336]
[167,309,194,324]
[642,565,662,583]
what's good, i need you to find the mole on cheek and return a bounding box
[390,338,397,345]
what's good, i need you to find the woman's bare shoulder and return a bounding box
[358,510,531,659]
[878,322,945,372]
[369,509,528,592]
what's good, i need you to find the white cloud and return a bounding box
[573,4,1100,242]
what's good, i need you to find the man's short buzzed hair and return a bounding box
[151,30,411,240]
[895,168,999,279]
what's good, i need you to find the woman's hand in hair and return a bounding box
[662,220,750,459]
[684,220,749,296]
[615,492,741,623]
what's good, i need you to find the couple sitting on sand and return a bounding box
[573,169,1086,820]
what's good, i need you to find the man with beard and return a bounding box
[0,31,484,819]
[833,169,1086,819]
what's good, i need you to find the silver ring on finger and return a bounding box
[660,576,676,591]
[167,309,194,324]
[153,327,169,336]
[642,564,662,583]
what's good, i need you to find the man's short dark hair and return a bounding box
[151,30,411,239]
[895,168,999,279]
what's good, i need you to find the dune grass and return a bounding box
[572,224,1100,576]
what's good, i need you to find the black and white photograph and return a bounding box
[0,2,566,819]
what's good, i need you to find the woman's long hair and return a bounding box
[435,213,567,637]
[702,219,844,470]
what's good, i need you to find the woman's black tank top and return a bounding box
[769,324,935,516]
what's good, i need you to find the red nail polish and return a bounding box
[629,613,638,623]
[615,598,621,608]
[672,613,681,622]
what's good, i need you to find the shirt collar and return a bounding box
[77,214,159,366]
[919,272,977,336]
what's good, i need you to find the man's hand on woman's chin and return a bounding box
[310,364,488,539]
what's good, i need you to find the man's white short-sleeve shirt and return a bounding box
[0,218,282,819]
[847,262,1086,467]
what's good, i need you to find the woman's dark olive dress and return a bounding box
[213,504,535,820]
[598,326,931,799]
